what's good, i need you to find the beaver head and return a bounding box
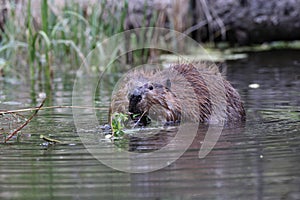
[128,80,181,125]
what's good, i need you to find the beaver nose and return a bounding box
[132,88,142,98]
[129,88,143,113]
[130,89,142,103]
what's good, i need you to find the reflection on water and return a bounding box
[0,50,299,199]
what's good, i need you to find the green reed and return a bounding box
[0,0,162,80]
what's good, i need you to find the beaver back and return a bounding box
[110,63,245,124]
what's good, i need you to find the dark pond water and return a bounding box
[0,50,299,199]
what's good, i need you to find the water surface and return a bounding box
[0,50,299,199]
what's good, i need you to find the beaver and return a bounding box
[110,62,246,126]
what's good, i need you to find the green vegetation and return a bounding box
[3,1,299,82]
[111,112,129,137]
[0,0,132,80]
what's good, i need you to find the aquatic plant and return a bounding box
[111,112,128,137]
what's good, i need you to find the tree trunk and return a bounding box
[192,0,300,45]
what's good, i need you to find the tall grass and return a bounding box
[0,0,137,80]
[0,0,195,84]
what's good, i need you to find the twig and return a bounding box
[176,20,208,42]
[200,0,214,42]
[5,98,46,143]
[40,134,61,144]
[132,110,148,128]
[209,3,226,40]
[182,20,208,36]
[4,112,25,121]
[0,105,106,115]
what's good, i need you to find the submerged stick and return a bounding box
[0,105,106,115]
[5,98,46,142]
[40,134,62,144]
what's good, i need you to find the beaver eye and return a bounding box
[148,85,153,90]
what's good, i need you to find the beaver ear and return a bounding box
[166,79,171,90]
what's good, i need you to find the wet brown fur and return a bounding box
[110,62,246,124]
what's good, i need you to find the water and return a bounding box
[0,50,299,199]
